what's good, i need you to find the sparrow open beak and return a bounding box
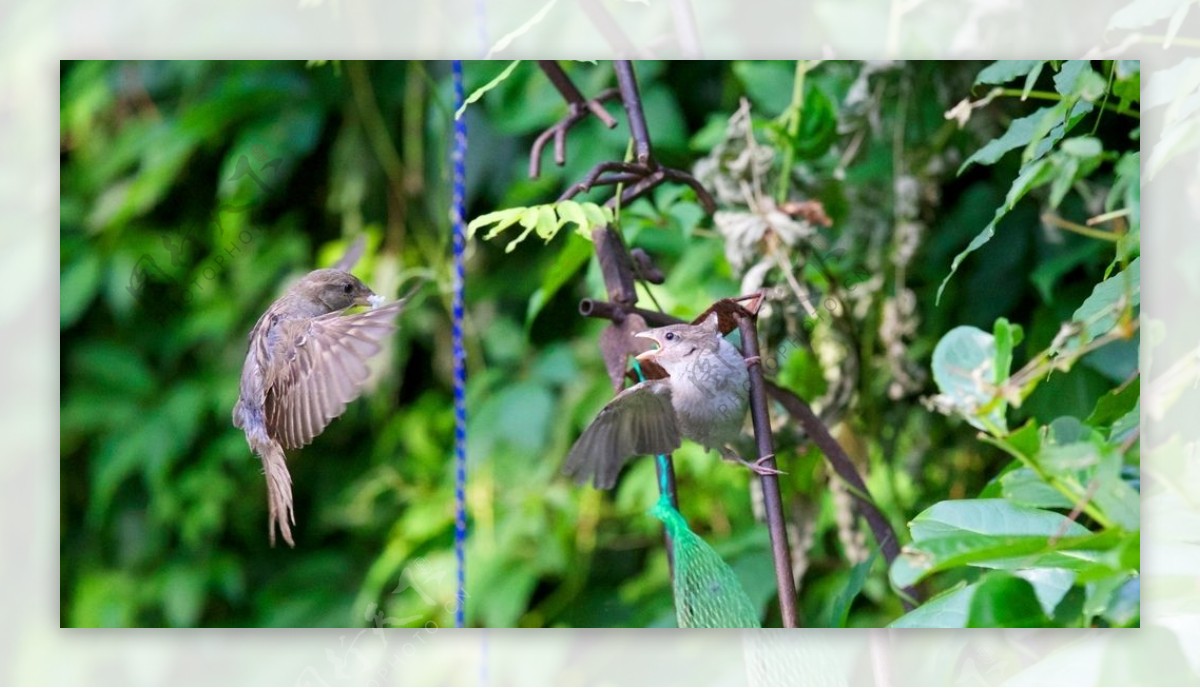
[633,331,661,362]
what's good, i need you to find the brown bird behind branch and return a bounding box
[232,268,409,546]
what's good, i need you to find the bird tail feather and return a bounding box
[259,441,296,547]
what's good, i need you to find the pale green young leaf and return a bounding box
[504,207,543,253]
[455,60,522,120]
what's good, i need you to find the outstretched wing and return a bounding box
[265,301,405,449]
[562,379,681,490]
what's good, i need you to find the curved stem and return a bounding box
[996,88,1139,120]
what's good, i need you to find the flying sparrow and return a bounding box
[563,313,774,489]
[232,268,407,546]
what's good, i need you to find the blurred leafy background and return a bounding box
[60,60,460,627]
[463,60,1139,628]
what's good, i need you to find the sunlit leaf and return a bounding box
[930,326,1005,432]
[975,60,1044,86]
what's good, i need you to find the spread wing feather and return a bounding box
[562,379,681,490]
[266,301,405,450]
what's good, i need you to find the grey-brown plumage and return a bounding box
[232,268,406,546]
[563,313,752,489]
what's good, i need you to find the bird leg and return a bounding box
[740,452,784,477]
[721,446,784,476]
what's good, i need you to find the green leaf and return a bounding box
[506,207,544,253]
[555,199,589,237]
[61,252,103,328]
[1022,62,1046,99]
[1016,567,1077,616]
[1109,152,1140,259]
[455,59,522,120]
[1053,60,1107,101]
[1006,419,1043,460]
[534,204,559,241]
[469,207,522,239]
[1091,470,1141,531]
[484,0,560,57]
[908,499,1091,542]
[959,96,1094,176]
[1060,135,1103,158]
[939,148,1072,302]
[959,107,1051,172]
[471,201,610,251]
[1100,576,1140,627]
[1040,418,1140,530]
[888,583,974,628]
[732,60,795,115]
[790,85,838,160]
[891,531,1106,589]
[1112,66,1140,107]
[581,202,611,230]
[993,317,1023,385]
[975,60,1044,86]
[892,500,1101,588]
[931,326,1006,433]
[1056,256,1140,353]
[1006,156,1058,206]
[1027,99,1096,165]
[1000,468,1075,509]
[823,553,876,628]
[1048,154,1079,208]
[967,572,1053,627]
[218,107,323,204]
[1109,401,1139,446]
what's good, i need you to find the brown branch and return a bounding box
[530,62,619,178]
[735,307,799,628]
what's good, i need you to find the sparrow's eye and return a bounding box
[665,332,676,341]
[342,282,354,294]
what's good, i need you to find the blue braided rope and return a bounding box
[450,59,468,629]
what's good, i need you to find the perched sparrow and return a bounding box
[563,313,771,489]
[232,268,407,546]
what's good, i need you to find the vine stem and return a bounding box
[977,434,1115,530]
[774,60,811,205]
[995,88,1140,119]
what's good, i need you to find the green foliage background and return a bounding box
[60,59,1139,628]
[463,60,1139,628]
[60,61,459,627]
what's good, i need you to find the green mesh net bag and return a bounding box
[631,359,761,628]
[651,493,761,628]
